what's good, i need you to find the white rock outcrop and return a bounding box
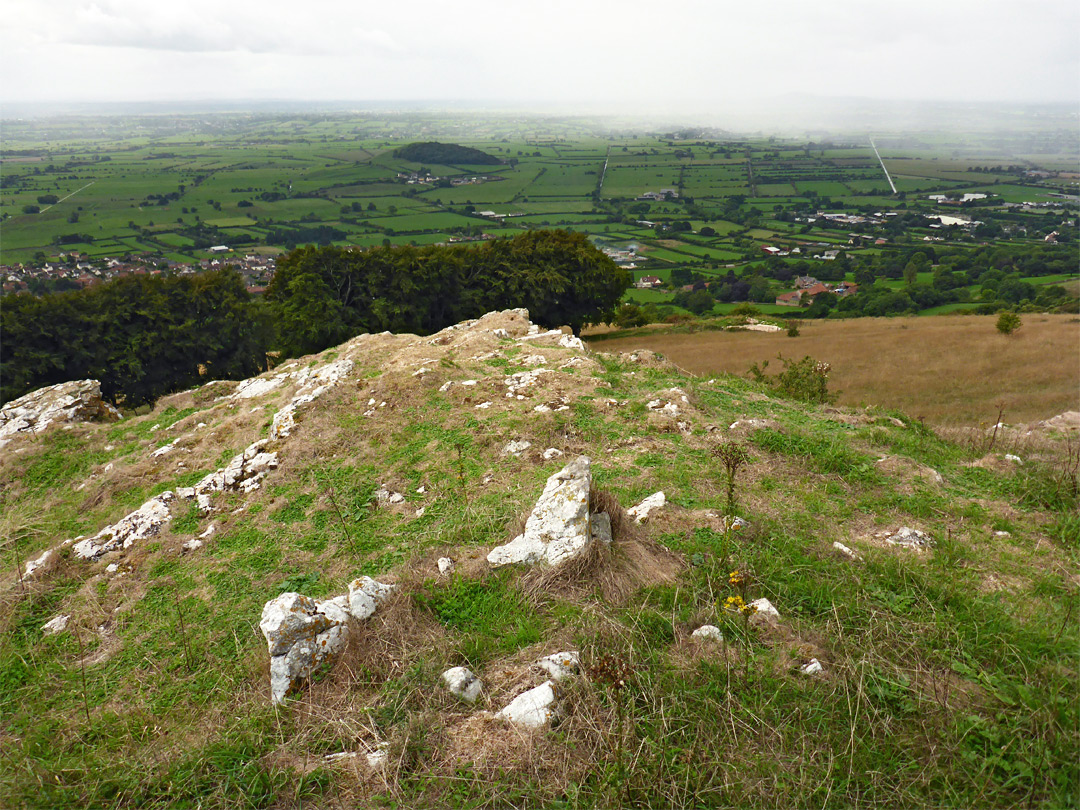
[502,440,532,458]
[0,379,120,442]
[23,549,53,579]
[260,592,351,704]
[178,440,279,502]
[487,456,592,567]
[72,492,174,560]
[627,491,665,524]
[442,666,483,702]
[496,680,558,728]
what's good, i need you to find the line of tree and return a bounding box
[1,230,629,407]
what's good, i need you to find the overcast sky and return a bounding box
[3,0,1077,111]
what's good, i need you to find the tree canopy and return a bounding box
[392,142,502,165]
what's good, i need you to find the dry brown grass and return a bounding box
[589,314,1080,426]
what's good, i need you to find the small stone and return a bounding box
[347,576,396,620]
[542,448,563,460]
[496,680,557,728]
[885,526,932,549]
[416,485,426,494]
[626,492,665,524]
[442,666,483,702]
[1005,454,1022,464]
[832,541,858,559]
[801,658,824,676]
[692,625,724,642]
[415,507,426,518]
[502,440,532,458]
[23,548,53,578]
[181,538,203,553]
[437,557,455,575]
[535,651,580,681]
[366,743,390,769]
[750,598,780,620]
[106,563,119,573]
[994,530,1011,538]
[42,614,70,635]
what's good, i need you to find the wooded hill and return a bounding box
[392,142,503,165]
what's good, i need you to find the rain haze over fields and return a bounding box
[2,0,1077,126]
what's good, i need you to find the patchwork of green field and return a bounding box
[2,113,1075,315]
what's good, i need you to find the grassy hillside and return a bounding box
[1,310,1077,808]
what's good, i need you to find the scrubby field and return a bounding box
[588,315,1080,426]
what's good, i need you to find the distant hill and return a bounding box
[393,141,502,165]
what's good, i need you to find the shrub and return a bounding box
[749,354,837,404]
[996,311,1022,335]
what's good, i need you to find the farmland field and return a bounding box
[587,315,1080,425]
[2,110,1077,325]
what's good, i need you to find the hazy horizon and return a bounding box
[3,0,1077,121]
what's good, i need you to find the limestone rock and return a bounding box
[884,526,932,550]
[260,593,336,657]
[261,592,350,704]
[543,447,563,460]
[627,491,665,524]
[23,549,53,579]
[535,651,580,681]
[801,658,824,676]
[692,624,724,642]
[442,666,483,702]
[375,488,405,505]
[437,557,455,576]
[502,440,532,458]
[487,456,592,567]
[832,541,858,559]
[750,598,780,620]
[496,680,558,728]
[72,492,174,560]
[0,379,120,441]
[347,576,395,620]
[42,614,70,636]
[268,624,348,704]
[366,743,390,769]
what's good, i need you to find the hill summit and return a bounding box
[2,309,1077,808]
[392,141,503,164]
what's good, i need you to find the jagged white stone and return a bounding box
[437,557,455,575]
[627,492,665,524]
[366,743,390,769]
[72,492,174,559]
[375,488,405,505]
[231,375,287,400]
[260,593,336,657]
[0,379,120,440]
[558,334,585,351]
[442,666,483,702]
[536,651,579,681]
[23,549,53,578]
[692,625,724,642]
[543,448,563,460]
[42,614,70,635]
[496,680,558,728]
[487,456,592,567]
[260,592,351,704]
[502,440,532,457]
[347,576,396,620]
[801,658,824,675]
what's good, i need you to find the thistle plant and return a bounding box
[713,441,751,516]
